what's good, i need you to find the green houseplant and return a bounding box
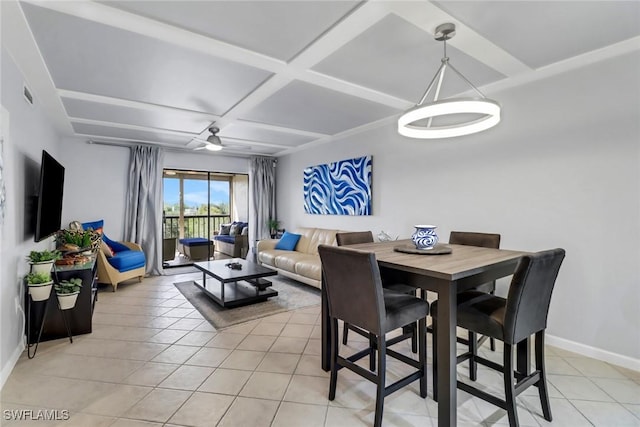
[25,271,54,302]
[267,219,280,239]
[54,278,82,310]
[55,229,100,253]
[27,250,61,274]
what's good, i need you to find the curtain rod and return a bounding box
[86,139,274,158]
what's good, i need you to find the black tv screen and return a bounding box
[34,150,65,242]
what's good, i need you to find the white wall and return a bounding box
[276,52,640,366]
[60,141,249,240]
[0,48,62,387]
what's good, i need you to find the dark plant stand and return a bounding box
[25,258,97,354]
[26,290,73,359]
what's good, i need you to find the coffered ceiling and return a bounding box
[3,1,639,157]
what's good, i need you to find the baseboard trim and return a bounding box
[1,341,25,390]
[546,334,639,372]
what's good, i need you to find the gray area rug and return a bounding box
[174,275,321,330]
[163,265,199,275]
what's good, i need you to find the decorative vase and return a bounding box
[28,282,53,302]
[30,261,54,274]
[57,292,79,310]
[411,225,439,250]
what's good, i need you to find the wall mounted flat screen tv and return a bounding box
[34,150,65,242]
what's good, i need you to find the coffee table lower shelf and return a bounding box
[193,279,278,308]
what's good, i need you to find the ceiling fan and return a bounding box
[194,126,223,151]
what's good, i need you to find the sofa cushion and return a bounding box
[228,221,246,236]
[179,238,211,247]
[107,249,146,272]
[293,228,339,255]
[275,231,301,251]
[219,223,231,235]
[258,249,291,267]
[294,257,322,281]
[274,252,311,271]
[82,219,104,234]
[214,235,236,244]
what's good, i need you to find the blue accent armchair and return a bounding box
[82,220,146,292]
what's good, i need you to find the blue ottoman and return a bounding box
[178,238,214,261]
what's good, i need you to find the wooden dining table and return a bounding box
[320,239,529,427]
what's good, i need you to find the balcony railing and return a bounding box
[163,214,232,240]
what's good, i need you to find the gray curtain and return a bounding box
[249,156,276,256]
[124,146,164,275]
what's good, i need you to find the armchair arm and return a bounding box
[257,239,278,252]
[121,241,143,251]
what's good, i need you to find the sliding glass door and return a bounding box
[162,169,247,264]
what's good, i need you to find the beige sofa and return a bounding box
[256,227,340,289]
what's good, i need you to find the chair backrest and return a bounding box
[336,231,374,246]
[318,245,385,335]
[504,248,566,344]
[449,231,501,249]
[450,231,501,292]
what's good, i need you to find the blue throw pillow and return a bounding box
[275,231,301,251]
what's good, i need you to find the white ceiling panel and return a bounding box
[241,80,400,134]
[313,14,505,101]
[72,122,191,146]
[220,123,317,147]
[21,2,272,115]
[8,0,637,157]
[433,1,640,69]
[102,0,361,61]
[62,98,211,134]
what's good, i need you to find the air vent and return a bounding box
[23,84,34,106]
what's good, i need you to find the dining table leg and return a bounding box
[435,281,457,427]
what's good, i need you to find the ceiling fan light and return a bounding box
[204,142,223,151]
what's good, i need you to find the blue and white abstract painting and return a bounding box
[303,156,372,215]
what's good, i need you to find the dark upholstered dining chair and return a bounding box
[336,232,419,369]
[318,245,429,427]
[432,248,565,427]
[431,231,501,398]
[448,231,501,351]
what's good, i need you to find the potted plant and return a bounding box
[55,229,100,253]
[267,219,280,239]
[27,250,62,274]
[25,271,54,302]
[54,278,82,310]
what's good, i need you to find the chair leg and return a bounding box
[342,322,349,345]
[369,333,377,371]
[503,343,520,427]
[469,331,478,381]
[431,318,438,402]
[489,290,496,351]
[411,322,418,354]
[329,318,339,401]
[536,331,552,421]
[374,334,386,427]
[418,317,427,398]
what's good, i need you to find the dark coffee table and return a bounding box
[193,258,278,308]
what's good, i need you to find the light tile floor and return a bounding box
[2,272,639,426]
